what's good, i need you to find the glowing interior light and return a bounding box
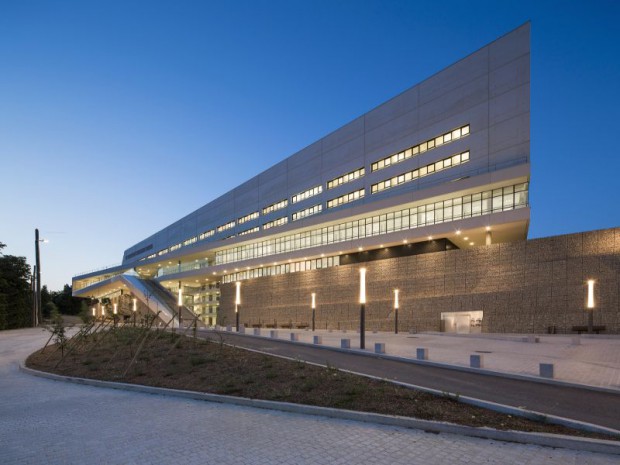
[359,268,367,304]
[113,303,118,314]
[133,298,137,312]
[456,230,461,235]
[587,280,595,309]
[394,289,399,309]
[235,281,241,306]
[311,292,316,309]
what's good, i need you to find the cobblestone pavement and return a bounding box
[229,328,620,390]
[1,328,618,465]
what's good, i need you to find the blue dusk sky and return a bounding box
[1,0,619,291]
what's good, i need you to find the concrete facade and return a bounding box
[220,227,620,334]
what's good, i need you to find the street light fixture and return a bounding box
[586,279,595,333]
[311,293,316,331]
[33,228,48,326]
[235,281,241,332]
[359,268,366,350]
[394,289,400,334]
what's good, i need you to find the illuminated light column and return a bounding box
[235,281,241,332]
[92,307,96,318]
[101,304,105,319]
[113,302,118,327]
[311,293,316,332]
[178,281,183,327]
[359,268,366,350]
[133,298,137,327]
[485,226,492,246]
[394,289,400,334]
[586,279,595,333]
[113,303,118,314]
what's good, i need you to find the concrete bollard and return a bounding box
[341,338,351,349]
[313,335,322,345]
[290,333,299,342]
[374,343,385,354]
[470,354,483,368]
[253,328,261,336]
[226,325,232,332]
[540,363,554,378]
[270,330,278,339]
[416,348,428,360]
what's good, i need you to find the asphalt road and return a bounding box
[199,331,620,430]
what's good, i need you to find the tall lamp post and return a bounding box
[359,268,366,350]
[393,289,400,334]
[311,293,316,331]
[235,281,241,331]
[586,279,595,333]
[178,281,183,328]
[34,229,48,326]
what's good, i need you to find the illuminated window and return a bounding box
[292,204,322,221]
[292,185,323,204]
[223,255,341,283]
[199,229,215,240]
[371,151,470,194]
[238,226,259,236]
[238,211,259,224]
[183,236,197,246]
[371,124,470,172]
[327,167,365,189]
[327,188,365,209]
[217,221,236,233]
[262,199,288,215]
[263,216,288,230]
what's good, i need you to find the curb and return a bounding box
[20,364,620,456]
[208,329,620,395]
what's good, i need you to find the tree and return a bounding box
[0,243,33,330]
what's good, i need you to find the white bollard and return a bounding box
[270,330,278,339]
[290,333,299,342]
[239,324,245,334]
[341,338,351,349]
[313,335,322,345]
[374,343,385,354]
[253,328,261,336]
[416,348,428,360]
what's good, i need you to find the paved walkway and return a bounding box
[226,328,620,391]
[1,328,619,464]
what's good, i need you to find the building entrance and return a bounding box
[440,311,483,334]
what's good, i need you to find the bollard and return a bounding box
[270,330,278,339]
[540,363,554,378]
[239,325,245,334]
[341,338,351,349]
[290,333,299,342]
[470,354,483,368]
[253,328,261,336]
[374,343,385,354]
[416,348,428,360]
[313,335,322,345]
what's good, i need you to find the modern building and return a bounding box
[73,23,620,334]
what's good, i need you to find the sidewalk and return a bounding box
[226,327,620,391]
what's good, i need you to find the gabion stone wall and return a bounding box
[219,228,620,334]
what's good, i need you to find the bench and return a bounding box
[571,325,606,334]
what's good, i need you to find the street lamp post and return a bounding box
[586,279,595,333]
[359,268,366,350]
[393,289,400,334]
[311,293,316,331]
[34,229,44,326]
[235,282,241,332]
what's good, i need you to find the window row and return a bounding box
[371,151,470,194]
[214,182,528,265]
[292,204,322,221]
[263,216,288,230]
[371,124,470,172]
[199,229,215,240]
[223,256,340,283]
[292,185,323,204]
[262,199,288,215]
[238,226,259,236]
[238,211,259,225]
[327,167,365,190]
[217,220,236,233]
[327,188,365,209]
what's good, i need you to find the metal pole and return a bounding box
[312,309,315,332]
[236,305,240,332]
[31,267,37,327]
[588,310,593,334]
[35,229,41,325]
[360,303,365,349]
[395,307,399,334]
